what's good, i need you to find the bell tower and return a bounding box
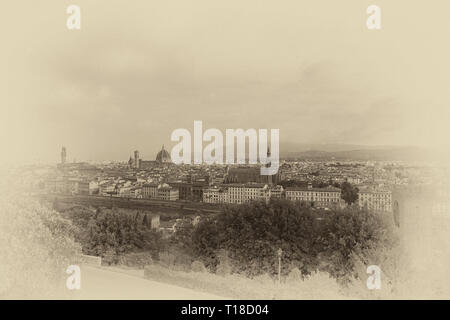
[61,146,67,164]
[266,146,273,185]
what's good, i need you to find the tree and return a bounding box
[171,218,196,257]
[340,182,359,205]
[0,194,81,298]
[62,207,165,262]
[142,214,149,227]
[191,198,394,281]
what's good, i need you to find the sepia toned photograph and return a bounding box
[1,0,449,306]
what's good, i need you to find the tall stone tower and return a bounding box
[266,146,272,185]
[134,150,140,169]
[61,146,67,164]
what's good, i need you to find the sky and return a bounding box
[1,0,450,164]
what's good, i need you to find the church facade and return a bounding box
[128,145,172,170]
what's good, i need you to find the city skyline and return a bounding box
[13,141,436,166]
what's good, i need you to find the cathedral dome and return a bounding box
[156,145,171,163]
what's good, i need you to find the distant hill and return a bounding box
[280,144,435,161]
[280,143,391,153]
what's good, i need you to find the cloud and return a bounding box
[2,0,450,163]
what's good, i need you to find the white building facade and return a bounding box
[203,184,284,204]
[358,187,392,212]
[285,185,341,208]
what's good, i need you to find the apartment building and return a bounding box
[157,184,179,201]
[203,183,284,204]
[285,184,341,208]
[227,183,271,204]
[203,186,229,204]
[142,183,179,201]
[142,183,158,199]
[358,187,392,212]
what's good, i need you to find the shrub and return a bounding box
[252,273,275,285]
[215,249,232,276]
[173,251,193,271]
[61,207,166,260]
[0,194,81,298]
[191,260,207,273]
[118,252,153,268]
[102,249,118,266]
[287,267,303,282]
[159,251,176,268]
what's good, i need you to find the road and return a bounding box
[38,193,221,214]
[71,265,226,300]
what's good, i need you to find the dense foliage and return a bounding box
[340,181,359,205]
[61,207,165,265]
[190,199,395,281]
[0,195,81,298]
[58,198,395,284]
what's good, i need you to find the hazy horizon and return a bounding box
[8,143,437,166]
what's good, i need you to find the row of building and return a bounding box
[45,175,393,212]
[205,183,392,212]
[45,177,99,195]
[203,184,283,204]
